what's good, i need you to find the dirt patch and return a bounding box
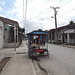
[0,57,11,73]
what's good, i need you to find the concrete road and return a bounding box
[39,44,75,75]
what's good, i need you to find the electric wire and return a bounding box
[26,0,72,21]
[27,10,52,20]
[22,0,74,28]
[57,0,73,17]
[60,0,72,8]
[58,8,75,18]
[25,0,72,21]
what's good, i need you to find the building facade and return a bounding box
[0,16,19,48]
[48,24,75,44]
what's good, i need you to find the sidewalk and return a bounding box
[0,40,34,75]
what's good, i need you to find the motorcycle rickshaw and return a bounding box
[27,30,49,58]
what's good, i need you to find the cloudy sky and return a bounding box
[0,0,75,33]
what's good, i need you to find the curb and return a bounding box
[30,59,37,75]
[0,55,5,62]
[38,62,48,75]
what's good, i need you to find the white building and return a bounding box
[48,24,75,44]
[62,29,75,44]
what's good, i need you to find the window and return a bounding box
[65,34,67,39]
[0,26,2,30]
[58,35,61,39]
[70,34,73,39]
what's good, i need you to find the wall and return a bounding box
[4,42,19,48]
[0,20,4,49]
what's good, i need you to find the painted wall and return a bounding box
[4,24,11,43]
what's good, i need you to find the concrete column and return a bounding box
[55,31,57,42]
[67,33,70,44]
[51,32,52,41]
[14,25,16,51]
[48,33,49,40]
[61,34,63,43]
[17,28,18,42]
[74,33,75,43]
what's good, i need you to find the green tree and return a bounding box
[38,29,43,31]
[69,20,74,25]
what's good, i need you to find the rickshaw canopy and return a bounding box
[27,31,48,35]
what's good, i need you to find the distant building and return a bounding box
[48,24,75,44]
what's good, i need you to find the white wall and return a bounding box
[64,29,75,33]
[0,20,4,49]
[64,29,75,44]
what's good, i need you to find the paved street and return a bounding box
[39,44,75,75]
[0,41,75,75]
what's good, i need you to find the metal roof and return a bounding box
[27,31,48,35]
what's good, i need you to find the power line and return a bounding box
[24,0,72,20]
[58,8,75,18]
[58,0,72,15]
[27,10,52,20]
[57,8,75,26]
[60,0,72,8]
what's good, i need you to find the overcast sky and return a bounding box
[0,0,75,33]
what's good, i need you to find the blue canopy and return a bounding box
[27,31,48,35]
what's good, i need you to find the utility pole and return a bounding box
[50,6,60,43]
[23,0,27,39]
